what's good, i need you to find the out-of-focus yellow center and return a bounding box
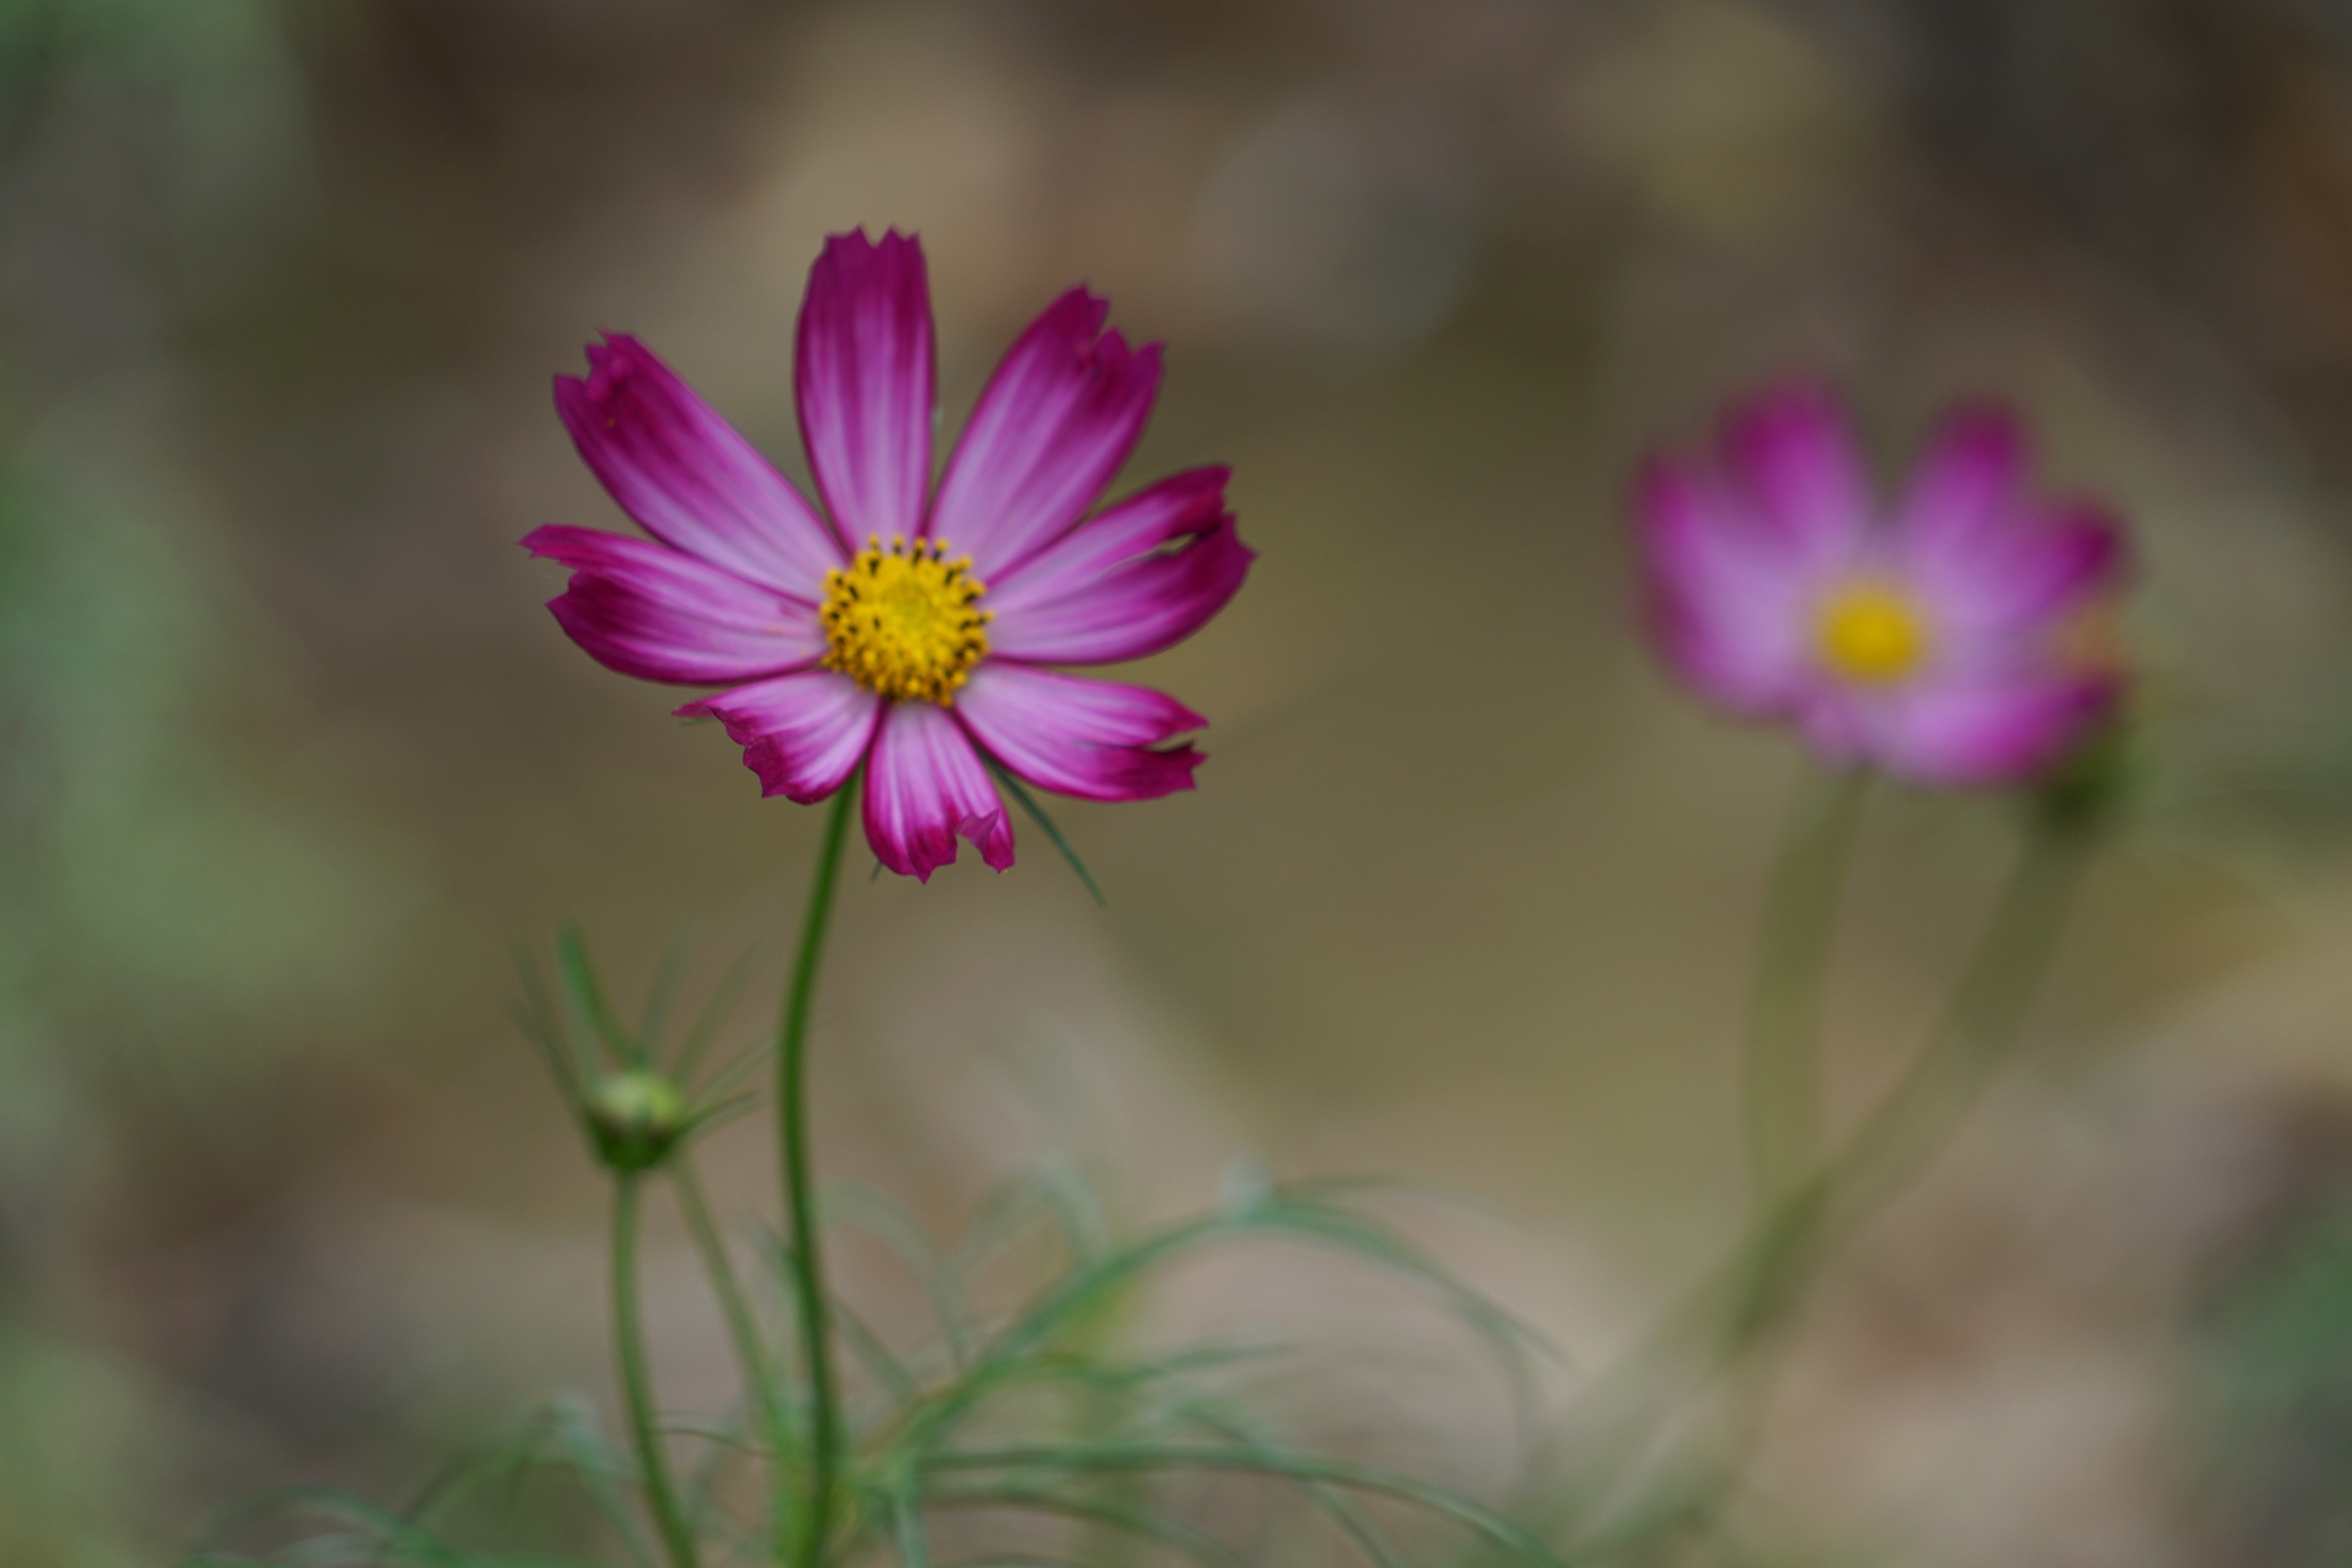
[820,536,990,704]
[1816,580,1929,683]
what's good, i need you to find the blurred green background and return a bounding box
[12,0,2352,1561]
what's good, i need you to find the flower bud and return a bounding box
[588,1069,686,1172]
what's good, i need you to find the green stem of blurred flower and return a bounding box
[1824,801,2099,1223]
[778,778,857,1568]
[674,1155,788,1484]
[613,1172,702,1568]
[1553,795,2103,1560]
[1724,796,2101,1353]
[1741,767,1868,1219]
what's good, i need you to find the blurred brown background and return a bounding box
[12,0,2352,1561]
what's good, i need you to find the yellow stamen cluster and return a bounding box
[1816,580,1930,684]
[820,535,990,704]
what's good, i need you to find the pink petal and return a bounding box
[523,524,822,684]
[1914,500,2128,646]
[676,669,881,804]
[989,467,1231,601]
[2012,502,2128,612]
[1871,673,2117,787]
[1633,457,1818,715]
[955,663,1204,802]
[928,288,1164,582]
[987,470,1254,665]
[796,229,934,547]
[555,335,842,599]
[1792,689,1875,770]
[1719,384,1874,562]
[862,701,1013,880]
[1890,401,2025,567]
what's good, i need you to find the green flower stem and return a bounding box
[613,1172,701,1568]
[780,780,857,1567]
[1723,801,2100,1355]
[1556,801,2102,1556]
[1819,804,2099,1231]
[672,1156,788,1463]
[1741,768,1869,1215]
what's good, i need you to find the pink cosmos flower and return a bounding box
[525,230,1253,878]
[1633,385,2127,787]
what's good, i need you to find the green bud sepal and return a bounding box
[510,921,769,1177]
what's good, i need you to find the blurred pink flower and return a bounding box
[1633,385,2127,787]
[526,229,1253,879]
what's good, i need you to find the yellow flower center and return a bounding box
[1816,580,1930,684]
[820,536,990,704]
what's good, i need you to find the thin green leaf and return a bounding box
[898,1215,1235,1455]
[509,944,559,1042]
[1029,1159,1111,1268]
[833,1294,926,1410]
[939,1162,1113,1339]
[1169,1400,1410,1568]
[662,1412,769,1458]
[669,935,765,1085]
[1548,1467,1725,1566]
[1285,1172,1535,1225]
[925,1485,1247,1568]
[923,1447,1558,1565]
[478,1415,560,1532]
[401,1411,576,1532]
[640,922,700,1064]
[1011,1342,1291,1395]
[981,1215,1220,1368]
[980,755,1103,905]
[889,1489,931,1568]
[828,1181,978,1366]
[674,1425,766,1562]
[508,999,583,1117]
[1268,1182,1569,1465]
[908,1189,1552,1466]
[514,946,597,1111]
[548,1395,662,1568]
[555,923,640,1069]
[677,1094,759,1146]
[895,1342,1286,1430]
[187,1487,515,1567]
[671,1156,787,1462]
[1241,1196,1553,1447]
[1278,1175,1568,1367]
[906,1317,1426,1567]
[943,1174,1059,1291]
[692,1040,776,1110]
[756,1225,925,1411]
